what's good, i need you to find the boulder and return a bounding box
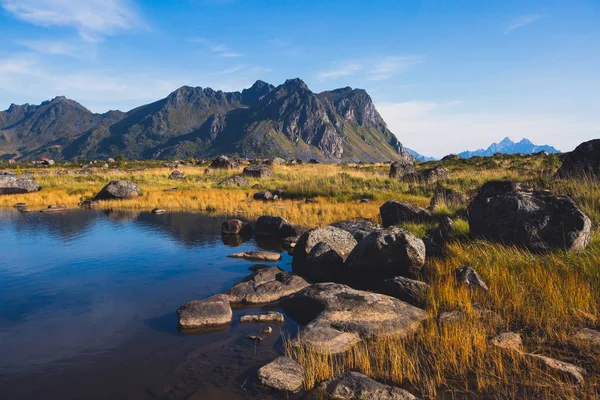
[168,170,185,180]
[228,250,281,262]
[309,159,320,164]
[255,215,303,238]
[330,218,382,241]
[429,188,467,209]
[266,157,286,166]
[177,294,232,329]
[41,159,55,166]
[344,227,425,279]
[455,266,489,291]
[292,226,357,276]
[226,267,310,304]
[253,191,274,201]
[300,242,345,282]
[469,181,591,252]
[423,217,454,256]
[243,165,274,178]
[556,139,600,178]
[217,175,249,187]
[94,180,142,200]
[318,371,418,400]
[380,200,431,227]
[272,189,285,199]
[490,332,523,352]
[441,154,461,161]
[389,160,417,179]
[573,328,600,348]
[240,311,285,324]
[221,219,252,236]
[403,166,449,184]
[257,357,304,393]
[378,276,431,306]
[0,176,40,194]
[209,155,238,170]
[281,283,429,354]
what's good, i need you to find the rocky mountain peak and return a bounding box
[241,80,274,105]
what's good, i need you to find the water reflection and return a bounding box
[0,208,296,400]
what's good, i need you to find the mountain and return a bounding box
[458,137,560,158]
[0,79,413,163]
[405,147,436,162]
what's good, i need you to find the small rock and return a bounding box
[168,170,185,180]
[227,267,310,304]
[318,371,418,400]
[260,326,273,335]
[257,357,304,393]
[13,202,27,208]
[228,250,281,262]
[177,294,232,329]
[221,219,252,236]
[247,335,264,342]
[40,205,67,213]
[528,354,586,384]
[254,191,274,201]
[243,165,274,178]
[152,208,166,214]
[217,175,249,187]
[490,332,523,352]
[455,266,489,291]
[240,312,285,324]
[573,328,600,348]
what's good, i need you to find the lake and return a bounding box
[0,209,299,399]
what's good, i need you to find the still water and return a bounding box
[0,209,299,399]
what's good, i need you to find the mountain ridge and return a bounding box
[458,137,559,158]
[0,78,413,163]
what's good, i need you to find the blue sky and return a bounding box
[0,0,598,157]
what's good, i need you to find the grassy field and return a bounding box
[2,153,599,398]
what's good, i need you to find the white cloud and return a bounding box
[188,37,243,57]
[368,56,422,81]
[18,40,81,57]
[377,100,598,158]
[316,56,421,81]
[316,62,363,79]
[1,0,140,41]
[505,14,546,34]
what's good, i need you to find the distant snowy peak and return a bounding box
[459,137,559,158]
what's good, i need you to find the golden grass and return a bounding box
[2,155,599,398]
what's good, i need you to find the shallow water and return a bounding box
[0,209,299,399]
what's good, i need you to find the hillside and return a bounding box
[0,79,413,163]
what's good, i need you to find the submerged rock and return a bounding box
[240,311,285,324]
[226,267,309,304]
[257,357,304,393]
[228,250,281,262]
[221,219,252,236]
[177,294,232,329]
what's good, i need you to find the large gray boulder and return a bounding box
[281,283,429,354]
[255,215,303,238]
[556,139,600,178]
[243,164,274,178]
[318,371,419,400]
[380,200,431,227]
[389,160,417,179]
[177,294,232,329]
[330,218,382,241]
[469,181,591,252]
[378,276,431,307]
[0,176,40,194]
[344,227,426,279]
[257,357,304,393]
[403,166,449,184]
[301,242,345,282]
[226,266,309,304]
[209,155,238,169]
[292,226,357,277]
[94,180,142,200]
[217,175,249,187]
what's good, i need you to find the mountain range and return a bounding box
[0,78,413,163]
[458,137,560,158]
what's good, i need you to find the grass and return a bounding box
[1,153,599,398]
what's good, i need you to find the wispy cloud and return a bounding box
[505,14,546,34]
[316,62,363,79]
[368,56,422,81]
[188,37,243,57]
[316,56,421,81]
[1,0,141,42]
[18,40,79,56]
